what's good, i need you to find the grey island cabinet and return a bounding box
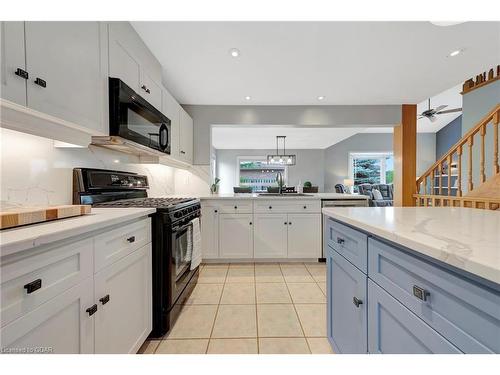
[323,207,500,354]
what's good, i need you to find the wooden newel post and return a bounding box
[393,104,417,207]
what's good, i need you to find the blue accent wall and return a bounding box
[436,115,462,159]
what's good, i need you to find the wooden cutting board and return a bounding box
[0,205,91,230]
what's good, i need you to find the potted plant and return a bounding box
[303,181,319,193]
[210,177,220,194]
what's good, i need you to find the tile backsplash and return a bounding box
[0,128,209,208]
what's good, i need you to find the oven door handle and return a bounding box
[172,222,191,233]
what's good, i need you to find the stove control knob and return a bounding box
[174,211,182,218]
[182,209,188,215]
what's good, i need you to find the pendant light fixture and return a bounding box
[267,136,296,166]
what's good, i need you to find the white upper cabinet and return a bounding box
[108,36,140,91]
[179,107,194,164]
[23,22,106,134]
[0,22,27,106]
[162,88,181,159]
[139,68,162,110]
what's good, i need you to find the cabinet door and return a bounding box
[108,24,140,91]
[94,244,152,354]
[24,22,105,133]
[0,278,94,354]
[139,68,162,110]
[0,21,27,105]
[326,246,367,353]
[179,107,193,163]
[254,213,287,258]
[201,205,219,259]
[368,280,462,354]
[287,213,321,258]
[162,88,181,159]
[219,214,253,259]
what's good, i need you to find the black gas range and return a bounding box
[73,168,200,338]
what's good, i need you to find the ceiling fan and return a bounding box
[418,99,462,122]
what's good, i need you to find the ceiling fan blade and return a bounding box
[436,108,462,115]
[429,115,438,123]
[433,105,448,112]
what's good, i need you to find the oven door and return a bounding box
[109,77,171,154]
[170,221,193,301]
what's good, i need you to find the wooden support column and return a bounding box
[393,104,417,206]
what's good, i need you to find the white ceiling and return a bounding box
[131,21,499,105]
[416,84,462,132]
[211,126,393,149]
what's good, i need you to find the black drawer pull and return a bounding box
[303,206,307,209]
[126,236,136,243]
[15,68,29,79]
[214,209,218,213]
[269,206,272,209]
[99,294,110,305]
[412,285,430,301]
[336,237,345,245]
[234,206,238,209]
[86,304,98,316]
[284,222,288,225]
[288,222,292,225]
[34,77,46,88]
[180,150,186,154]
[249,222,252,225]
[353,297,363,308]
[24,279,42,294]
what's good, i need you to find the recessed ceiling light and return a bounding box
[448,49,462,57]
[245,96,251,101]
[317,96,325,101]
[229,48,240,57]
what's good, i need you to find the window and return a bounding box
[237,156,287,193]
[349,152,393,191]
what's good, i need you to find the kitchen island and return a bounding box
[200,193,367,261]
[322,206,500,354]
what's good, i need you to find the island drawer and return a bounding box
[326,219,367,273]
[94,217,151,272]
[254,200,321,213]
[1,238,93,327]
[368,238,500,353]
[217,200,253,214]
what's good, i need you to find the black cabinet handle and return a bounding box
[412,285,430,301]
[234,206,238,209]
[24,279,42,294]
[353,297,363,308]
[337,237,345,245]
[126,236,136,243]
[284,222,288,225]
[180,150,186,154]
[249,222,252,225]
[15,68,29,79]
[34,77,46,88]
[303,206,307,209]
[269,206,272,209]
[86,304,98,316]
[99,294,110,305]
[288,222,292,225]
[141,85,149,93]
[214,209,218,213]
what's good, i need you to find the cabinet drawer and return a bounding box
[368,238,500,353]
[368,280,461,354]
[254,200,320,213]
[217,200,253,214]
[1,238,93,327]
[326,219,367,273]
[94,218,151,272]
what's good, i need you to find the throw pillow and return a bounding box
[372,189,383,200]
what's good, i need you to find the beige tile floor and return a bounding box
[138,262,333,354]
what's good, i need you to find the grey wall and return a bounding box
[436,115,462,159]
[183,105,402,165]
[323,133,436,192]
[216,149,325,194]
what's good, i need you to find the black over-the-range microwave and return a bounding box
[108,77,171,155]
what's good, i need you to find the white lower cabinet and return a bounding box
[0,278,95,354]
[201,200,321,260]
[287,214,321,258]
[94,244,152,354]
[254,214,288,258]
[0,217,153,354]
[219,213,253,258]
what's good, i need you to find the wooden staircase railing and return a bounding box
[414,104,500,210]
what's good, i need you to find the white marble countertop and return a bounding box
[201,193,368,200]
[0,207,156,257]
[322,207,500,285]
